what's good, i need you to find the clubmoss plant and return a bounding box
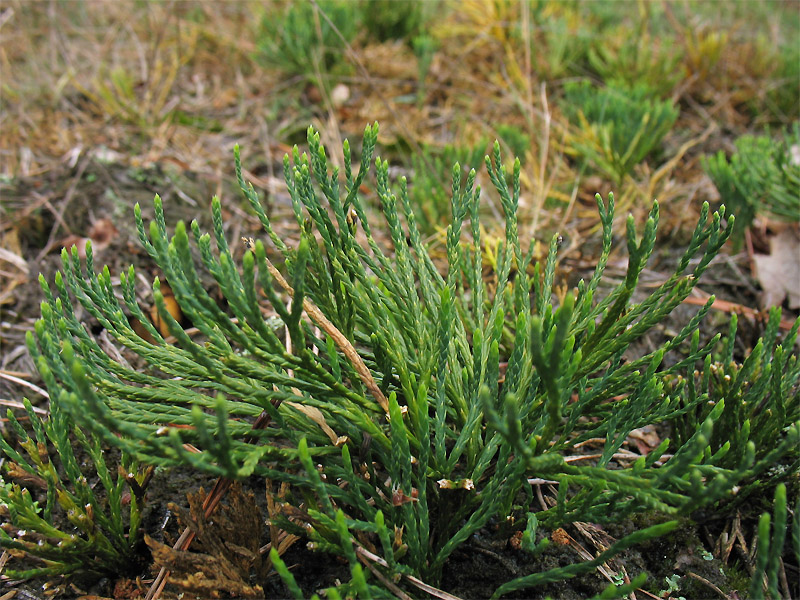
[671,309,799,496]
[359,0,432,42]
[409,137,488,234]
[495,124,531,166]
[562,80,679,185]
[586,31,684,98]
[0,392,149,578]
[702,126,800,246]
[748,483,799,599]
[28,123,800,596]
[412,33,437,105]
[521,10,593,80]
[764,42,800,122]
[254,0,359,81]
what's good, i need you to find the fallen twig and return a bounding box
[682,295,796,331]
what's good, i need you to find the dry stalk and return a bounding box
[263,254,390,414]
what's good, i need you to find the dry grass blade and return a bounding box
[354,545,464,600]
[686,572,734,600]
[0,247,28,274]
[0,370,49,399]
[0,398,47,415]
[263,254,390,414]
[682,294,796,331]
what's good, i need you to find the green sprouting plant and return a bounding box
[409,137,488,234]
[562,80,679,185]
[748,483,799,599]
[495,123,531,165]
[0,393,149,578]
[702,126,800,246]
[670,309,799,498]
[586,31,685,99]
[412,33,437,105]
[659,573,685,599]
[519,11,593,80]
[30,123,800,597]
[764,42,800,122]
[359,0,433,42]
[254,1,360,80]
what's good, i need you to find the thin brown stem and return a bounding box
[264,255,390,413]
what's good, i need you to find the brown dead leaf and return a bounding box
[149,280,182,338]
[58,217,119,259]
[131,280,182,342]
[86,217,118,251]
[752,225,800,309]
[131,317,156,344]
[627,425,662,456]
[58,235,92,258]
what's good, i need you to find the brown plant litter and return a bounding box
[145,484,266,599]
[752,225,800,310]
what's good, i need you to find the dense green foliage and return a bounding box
[409,137,488,233]
[255,0,360,79]
[749,483,800,599]
[0,396,148,578]
[703,126,800,244]
[561,81,679,185]
[4,123,799,596]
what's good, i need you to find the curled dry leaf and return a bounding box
[150,281,182,338]
[627,425,662,455]
[87,217,118,249]
[752,225,800,310]
[131,280,183,342]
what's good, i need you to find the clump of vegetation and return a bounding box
[412,33,438,104]
[495,123,531,165]
[702,126,800,244]
[254,0,360,80]
[0,392,149,578]
[409,136,488,233]
[587,30,684,98]
[561,81,679,185]
[671,309,799,485]
[359,0,434,42]
[749,483,800,599]
[518,7,594,79]
[765,41,800,122]
[11,123,797,597]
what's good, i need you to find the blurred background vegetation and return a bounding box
[1,0,797,238]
